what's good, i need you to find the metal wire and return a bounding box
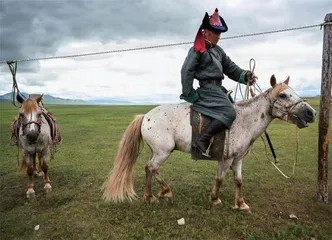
[0,23,324,64]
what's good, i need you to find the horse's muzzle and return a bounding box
[291,102,316,128]
[26,130,39,143]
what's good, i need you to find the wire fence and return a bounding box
[0,23,325,64]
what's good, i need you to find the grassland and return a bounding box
[0,98,331,240]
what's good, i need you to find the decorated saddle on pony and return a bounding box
[10,94,62,146]
[190,87,234,160]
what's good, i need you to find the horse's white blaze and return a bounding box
[29,113,37,131]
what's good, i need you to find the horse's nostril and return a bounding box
[307,110,313,117]
[27,131,39,142]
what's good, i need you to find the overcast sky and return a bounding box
[0,0,331,103]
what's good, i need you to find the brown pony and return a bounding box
[16,95,54,198]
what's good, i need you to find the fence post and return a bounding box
[317,13,332,203]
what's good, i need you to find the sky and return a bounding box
[0,0,331,104]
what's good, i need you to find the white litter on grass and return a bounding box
[34,225,40,231]
[289,214,298,220]
[177,218,185,226]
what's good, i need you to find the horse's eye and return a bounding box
[279,93,287,99]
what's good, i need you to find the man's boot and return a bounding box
[193,118,227,158]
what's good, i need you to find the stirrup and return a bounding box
[192,141,212,158]
[201,151,211,158]
[201,142,213,158]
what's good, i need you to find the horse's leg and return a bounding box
[32,153,43,177]
[39,149,52,193]
[37,160,44,177]
[24,154,36,198]
[210,158,233,205]
[155,170,173,200]
[144,151,172,204]
[144,164,158,203]
[33,154,37,176]
[231,159,251,214]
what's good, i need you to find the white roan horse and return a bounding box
[16,95,53,198]
[102,75,316,213]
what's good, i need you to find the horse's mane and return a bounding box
[233,83,288,107]
[233,89,270,107]
[21,99,38,113]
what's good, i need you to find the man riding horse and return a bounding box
[180,8,257,158]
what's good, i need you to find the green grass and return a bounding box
[0,99,331,240]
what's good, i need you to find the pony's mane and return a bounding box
[234,91,269,107]
[21,99,38,113]
[234,82,289,107]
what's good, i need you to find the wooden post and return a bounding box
[317,13,332,203]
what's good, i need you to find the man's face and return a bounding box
[204,29,221,45]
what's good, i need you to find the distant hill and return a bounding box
[0,92,86,105]
[0,92,134,105]
[0,92,322,106]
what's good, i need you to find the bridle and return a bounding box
[20,111,42,136]
[267,92,306,121]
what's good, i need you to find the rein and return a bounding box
[21,121,41,135]
[20,110,43,136]
[269,97,306,122]
[259,126,300,179]
[7,61,25,107]
[262,89,302,178]
[233,58,301,179]
[7,61,24,166]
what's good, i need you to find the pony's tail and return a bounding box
[102,114,145,202]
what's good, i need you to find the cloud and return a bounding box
[0,0,330,103]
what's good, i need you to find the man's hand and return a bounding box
[246,71,258,85]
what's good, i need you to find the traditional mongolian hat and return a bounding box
[194,8,228,53]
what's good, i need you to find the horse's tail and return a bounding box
[102,114,145,202]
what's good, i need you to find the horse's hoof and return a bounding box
[158,191,173,203]
[213,198,222,205]
[241,208,252,215]
[26,189,35,199]
[45,188,52,194]
[150,196,159,203]
[144,195,159,204]
[161,196,174,204]
[44,183,52,193]
[33,171,43,177]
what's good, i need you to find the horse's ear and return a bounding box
[270,74,277,87]
[36,94,44,103]
[284,76,290,85]
[16,94,24,104]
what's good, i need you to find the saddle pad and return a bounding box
[190,106,225,161]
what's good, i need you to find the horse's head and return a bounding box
[268,74,316,128]
[17,94,43,143]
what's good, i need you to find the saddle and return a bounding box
[190,106,225,160]
[189,87,233,161]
